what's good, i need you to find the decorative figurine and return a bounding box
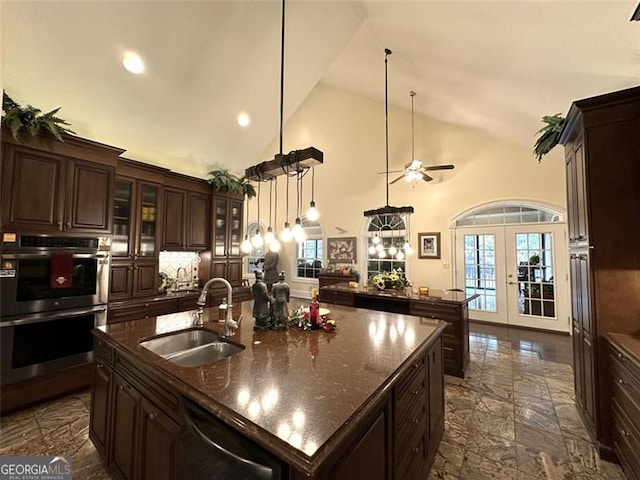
[263,246,280,292]
[270,271,290,330]
[251,269,272,330]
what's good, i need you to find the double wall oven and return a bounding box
[0,235,109,385]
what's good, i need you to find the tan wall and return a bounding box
[247,83,566,297]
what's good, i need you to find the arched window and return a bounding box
[365,213,408,277]
[244,222,265,275]
[295,217,324,279]
[455,203,561,226]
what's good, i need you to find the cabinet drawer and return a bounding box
[397,428,426,480]
[409,301,460,320]
[94,337,114,366]
[612,400,640,480]
[109,299,179,323]
[610,345,640,400]
[177,296,199,312]
[319,289,355,306]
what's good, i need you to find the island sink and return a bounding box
[140,328,244,368]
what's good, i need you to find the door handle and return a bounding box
[507,281,516,285]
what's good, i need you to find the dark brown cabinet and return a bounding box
[161,182,210,251]
[90,335,180,480]
[609,336,640,480]
[110,175,161,302]
[211,192,244,285]
[1,132,120,234]
[559,86,640,459]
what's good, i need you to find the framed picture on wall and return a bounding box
[327,237,357,264]
[418,232,441,259]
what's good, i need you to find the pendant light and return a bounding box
[363,48,414,256]
[293,170,307,243]
[241,191,253,254]
[264,179,275,246]
[270,177,281,252]
[251,182,264,248]
[305,167,319,221]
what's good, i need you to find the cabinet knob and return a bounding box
[412,447,419,454]
[57,220,63,231]
[148,412,157,420]
[129,266,134,271]
[621,429,629,437]
[617,378,624,385]
[617,352,625,360]
[65,222,71,229]
[96,363,103,369]
[412,388,420,396]
[412,418,420,424]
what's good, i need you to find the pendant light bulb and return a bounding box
[378,248,386,258]
[264,227,275,246]
[293,218,306,243]
[396,250,405,260]
[372,235,381,245]
[269,235,281,253]
[404,242,414,256]
[376,243,384,253]
[281,222,293,243]
[389,245,397,256]
[368,245,377,255]
[241,235,253,254]
[306,201,319,222]
[251,230,264,248]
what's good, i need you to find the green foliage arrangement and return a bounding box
[533,113,565,162]
[2,91,75,141]
[207,169,257,199]
[368,269,411,290]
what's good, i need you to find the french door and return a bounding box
[455,223,570,332]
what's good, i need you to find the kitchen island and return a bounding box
[320,283,478,378]
[90,302,446,480]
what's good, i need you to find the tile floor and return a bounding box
[0,323,629,480]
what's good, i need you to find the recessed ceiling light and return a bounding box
[237,113,250,127]
[122,52,145,75]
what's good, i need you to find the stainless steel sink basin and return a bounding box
[140,329,244,367]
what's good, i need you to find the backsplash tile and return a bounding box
[159,251,201,290]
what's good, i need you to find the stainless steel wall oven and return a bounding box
[1,235,109,385]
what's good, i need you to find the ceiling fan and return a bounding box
[382,91,455,185]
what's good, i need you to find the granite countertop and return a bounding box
[95,301,446,475]
[322,282,479,305]
[607,332,640,362]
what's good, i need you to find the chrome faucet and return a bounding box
[196,277,242,336]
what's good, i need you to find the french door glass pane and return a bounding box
[515,232,555,318]
[464,234,496,312]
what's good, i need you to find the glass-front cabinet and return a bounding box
[211,193,244,285]
[112,179,159,259]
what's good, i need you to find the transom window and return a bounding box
[456,204,560,226]
[295,218,324,279]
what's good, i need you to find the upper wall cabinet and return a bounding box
[0,130,122,234]
[161,173,210,251]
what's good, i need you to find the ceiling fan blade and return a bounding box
[421,164,455,171]
[377,170,405,174]
[389,174,405,184]
[421,174,434,182]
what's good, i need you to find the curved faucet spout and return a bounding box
[197,277,237,335]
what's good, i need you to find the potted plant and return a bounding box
[1,91,75,141]
[207,169,256,198]
[533,113,565,162]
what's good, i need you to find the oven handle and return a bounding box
[0,305,107,327]
[0,253,108,260]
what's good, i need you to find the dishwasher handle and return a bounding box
[184,408,275,480]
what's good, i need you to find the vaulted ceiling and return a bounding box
[2,1,638,178]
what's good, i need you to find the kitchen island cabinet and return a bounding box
[320,283,477,378]
[91,302,445,479]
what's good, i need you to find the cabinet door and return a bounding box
[574,143,589,243]
[212,196,229,256]
[112,375,139,480]
[66,159,114,233]
[133,261,158,298]
[1,145,65,232]
[566,153,578,243]
[226,259,243,285]
[113,179,135,258]
[109,261,134,301]
[89,362,112,458]
[227,199,243,257]
[137,183,160,258]
[427,338,444,440]
[186,192,210,250]
[138,398,179,480]
[161,188,185,250]
[211,260,228,279]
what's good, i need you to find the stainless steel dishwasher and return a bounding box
[178,399,289,480]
